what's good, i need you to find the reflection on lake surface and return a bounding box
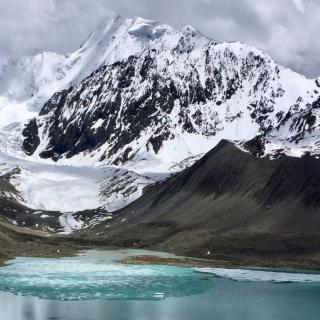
[1,250,320,320]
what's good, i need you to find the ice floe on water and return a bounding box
[194,267,320,283]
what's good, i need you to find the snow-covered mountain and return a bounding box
[19,15,320,172]
[0,15,178,215]
[1,14,320,218]
[0,15,160,155]
[0,16,155,109]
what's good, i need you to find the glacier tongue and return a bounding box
[0,150,158,213]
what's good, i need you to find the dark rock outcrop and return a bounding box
[22,118,40,156]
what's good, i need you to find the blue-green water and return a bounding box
[1,250,320,320]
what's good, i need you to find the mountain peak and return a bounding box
[95,14,125,30]
[132,16,156,24]
[180,25,202,37]
[128,16,174,39]
[84,14,127,45]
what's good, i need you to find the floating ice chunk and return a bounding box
[194,267,320,283]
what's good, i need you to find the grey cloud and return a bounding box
[0,0,111,55]
[0,0,319,77]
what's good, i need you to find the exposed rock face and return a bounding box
[22,118,40,155]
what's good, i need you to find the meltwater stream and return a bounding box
[1,250,320,320]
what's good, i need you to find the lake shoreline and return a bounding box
[2,243,320,272]
[117,254,320,271]
[2,216,320,271]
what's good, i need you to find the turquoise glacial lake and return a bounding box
[0,250,320,320]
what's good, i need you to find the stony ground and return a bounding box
[119,254,320,270]
[0,219,80,266]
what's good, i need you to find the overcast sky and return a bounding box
[0,0,319,78]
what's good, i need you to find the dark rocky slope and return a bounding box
[81,140,320,268]
[0,219,79,266]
